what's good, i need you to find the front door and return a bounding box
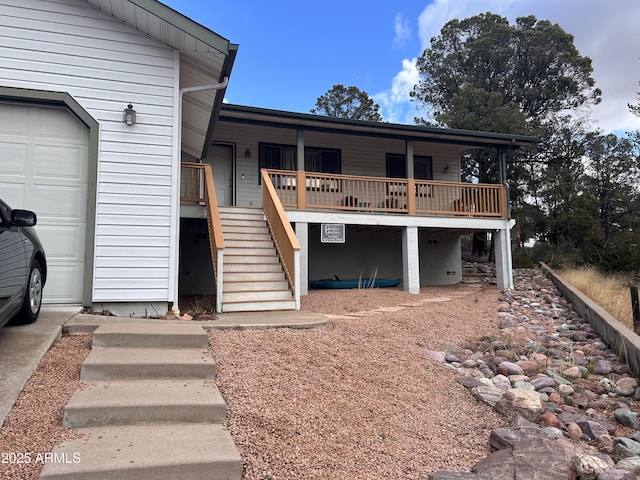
[205,144,233,206]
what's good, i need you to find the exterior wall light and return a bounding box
[123,103,136,125]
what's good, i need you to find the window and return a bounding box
[259,144,297,171]
[386,153,433,180]
[304,148,341,174]
[259,143,341,181]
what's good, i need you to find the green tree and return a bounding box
[311,84,383,121]
[412,13,601,133]
[583,132,640,251]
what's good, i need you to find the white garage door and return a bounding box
[0,102,89,304]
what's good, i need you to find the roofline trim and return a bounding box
[220,104,538,147]
[127,0,232,54]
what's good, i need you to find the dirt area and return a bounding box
[0,335,91,480]
[210,283,508,479]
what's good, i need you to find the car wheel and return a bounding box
[18,259,43,324]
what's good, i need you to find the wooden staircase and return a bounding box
[219,206,296,312]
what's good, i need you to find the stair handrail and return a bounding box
[261,169,301,308]
[200,163,225,313]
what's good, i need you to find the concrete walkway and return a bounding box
[0,308,329,429]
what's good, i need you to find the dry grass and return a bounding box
[560,266,637,329]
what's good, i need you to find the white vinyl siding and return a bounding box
[0,0,177,302]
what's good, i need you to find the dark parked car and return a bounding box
[0,199,47,327]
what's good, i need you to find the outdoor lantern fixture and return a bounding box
[123,103,136,126]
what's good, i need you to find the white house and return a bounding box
[1,0,536,316]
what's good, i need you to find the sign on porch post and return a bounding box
[321,224,345,243]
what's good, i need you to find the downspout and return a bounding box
[172,77,229,313]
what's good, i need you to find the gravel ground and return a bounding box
[0,334,91,480]
[210,283,508,479]
[0,283,506,480]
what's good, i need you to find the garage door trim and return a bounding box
[0,87,98,307]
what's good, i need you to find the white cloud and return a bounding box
[374,58,420,124]
[392,13,412,49]
[384,0,640,133]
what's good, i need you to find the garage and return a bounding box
[0,102,90,304]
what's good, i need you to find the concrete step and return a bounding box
[222,299,297,313]
[223,271,285,282]
[63,380,226,428]
[223,280,289,292]
[224,254,280,264]
[91,324,208,349]
[225,246,277,256]
[224,262,283,273]
[222,289,293,303]
[81,348,215,381]
[40,424,242,480]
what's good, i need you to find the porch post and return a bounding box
[498,147,511,219]
[406,140,416,214]
[402,226,420,294]
[406,139,414,178]
[296,128,306,210]
[296,222,309,296]
[494,220,515,290]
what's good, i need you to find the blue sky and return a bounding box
[163,0,640,134]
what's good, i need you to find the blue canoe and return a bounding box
[309,278,401,289]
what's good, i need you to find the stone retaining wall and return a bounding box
[541,262,640,378]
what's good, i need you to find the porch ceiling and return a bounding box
[83,0,238,159]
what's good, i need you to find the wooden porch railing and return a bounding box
[263,169,507,219]
[261,169,301,301]
[181,162,225,312]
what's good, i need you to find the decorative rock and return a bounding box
[569,453,615,480]
[615,456,640,474]
[491,374,512,391]
[530,376,556,391]
[614,409,639,430]
[558,384,575,396]
[594,359,613,375]
[426,350,446,363]
[475,434,580,480]
[563,366,583,379]
[539,411,564,429]
[578,421,610,441]
[497,361,525,376]
[471,384,505,407]
[611,438,640,461]
[567,422,583,440]
[596,469,636,480]
[495,388,545,423]
[614,379,638,397]
[594,435,614,452]
[517,360,541,376]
